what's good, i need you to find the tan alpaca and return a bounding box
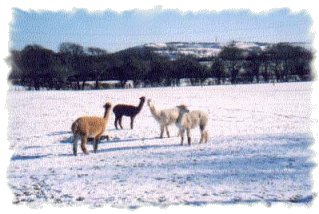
[175,105,209,145]
[147,99,180,138]
[71,102,112,156]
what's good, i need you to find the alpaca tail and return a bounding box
[71,121,80,156]
[71,121,79,135]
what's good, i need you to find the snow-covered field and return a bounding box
[6,82,317,208]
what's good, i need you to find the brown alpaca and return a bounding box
[71,102,112,156]
[113,96,146,129]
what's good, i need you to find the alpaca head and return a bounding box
[176,105,189,113]
[103,102,112,111]
[140,96,146,103]
[147,99,153,107]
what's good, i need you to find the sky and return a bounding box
[9,6,313,53]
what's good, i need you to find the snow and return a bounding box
[6,82,316,208]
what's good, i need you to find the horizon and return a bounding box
[9,7,313,53]
[9,40,313,54]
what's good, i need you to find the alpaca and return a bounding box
[113,96,146,129]
[147,99,180,138]
[175,105,208,145]
[71,102,112,156]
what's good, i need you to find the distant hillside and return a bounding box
[140,41,312,59]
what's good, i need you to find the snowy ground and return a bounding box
[6,82,317,208]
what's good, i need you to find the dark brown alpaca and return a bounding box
[113,96,146,129]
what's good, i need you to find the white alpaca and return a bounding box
[71,102,112,156]
[147,99,180,138]
[175,105,208,145]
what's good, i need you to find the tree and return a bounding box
[174,55,206,86]
[210,58,224,84]
[243,48,262,83]
[131,58,151,87]
[118,66,129,88]
[59,42,84,55]
[7,42,313,90]
[87,47,107,56]
[86,50,110,89]
[59,42,89,89]
[90,54,111,89]
[19,45,55,90]
[7,50,23,82]
[273,43,295,81]
[147,57,171,86]
[291,46,313,80]
[260,50,272,82]
[263,43,313,82]
[219,43,243,84]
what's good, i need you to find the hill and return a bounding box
[140,41,311,59]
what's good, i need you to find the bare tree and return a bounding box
[219,43,243,84]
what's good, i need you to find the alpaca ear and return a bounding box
[177,104,187,109]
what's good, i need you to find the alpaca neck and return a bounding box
[176,111,186,124]
[103,108,112,121]
[149,104,161,120]
[136,100,145,113]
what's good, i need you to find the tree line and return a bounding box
[7,42,313,90]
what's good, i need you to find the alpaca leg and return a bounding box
[72,135,80,156]
[130,116,135,129]
[119,116,124,129]
[199,127,204,144]
[199,131,204,144]
[199,125,208,143]
[114,117,119,129]
[94,133,103,153]
[186,129,191,145]
[93,137,100,153]
[165,125,170,138]
[160,124,164,138]
[203,130,208,143]
[80,137,89,155]
[179,129,185,145]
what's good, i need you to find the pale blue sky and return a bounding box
[9,7,313,53]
